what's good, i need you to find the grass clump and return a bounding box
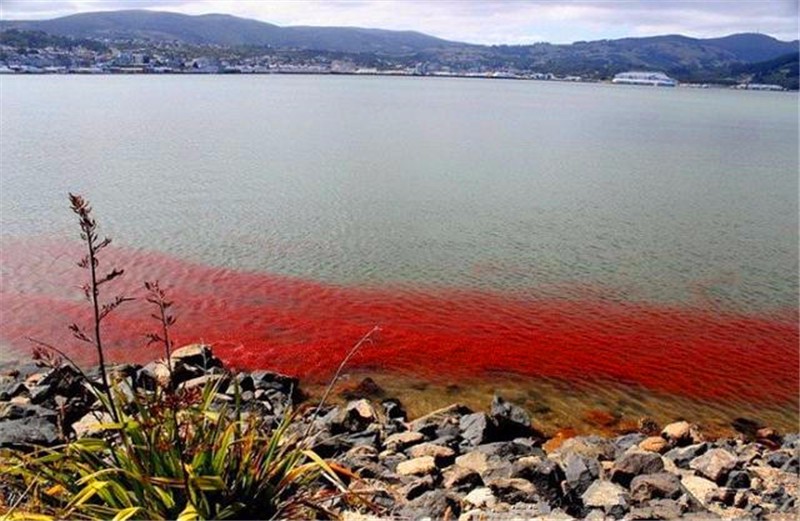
[2,379,348,520]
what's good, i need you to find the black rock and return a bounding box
[487,477,539,504]
[395,489,461,520]
[0,382,28,401]
[725,470,751,489]
[0,402,57,422]
[250,370,299,399]
[0,416,60,449]
[780,456,799,474]
[232,373,255,393]
[511,457,564,505]
[382,398,407,421]
[311,433,354,459]
[491,395,535,439]
[610,451,664,488]
[664,442,708,469]
[614,433,646,457]
[401,475,437,501]
[562,453,600,496]
[459,412,498,447]
[766,451,791,468]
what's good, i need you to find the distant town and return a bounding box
[0,33,787,92]
[0,22,794,91]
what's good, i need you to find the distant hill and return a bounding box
[731,52,800,90]
[1,10,797,87]
[0,10,458,53]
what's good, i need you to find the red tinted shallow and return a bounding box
[1,238,797,408]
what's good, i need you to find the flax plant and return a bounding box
[0,194,358,520]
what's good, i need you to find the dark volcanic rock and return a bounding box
[0,382,28,401]
[613,433,646,457]
[400,475,437,501]
[725,470,751,489]
[766,451,791,468]
[409,403,472,436]
[689,448,737,484]
[562,453,600,496]
[0,402,57,422]
[610,451,664,487]
[491,395,537,440]
[443,465,483,492]
[487,477,539,504]
[511,457,564,505]
[381,398,407,421]
[664,442,709,469]
[630,472,682,502]
[0,416,60,449]
[395,489,461,520]
[460,412,498,447]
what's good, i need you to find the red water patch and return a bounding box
[1,238,797,407]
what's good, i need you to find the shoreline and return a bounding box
[1,344,797,519]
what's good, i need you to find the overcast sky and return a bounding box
[1,0,797,44]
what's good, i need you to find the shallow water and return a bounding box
[1,76,797,430]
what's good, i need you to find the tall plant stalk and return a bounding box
[68,193,132,421]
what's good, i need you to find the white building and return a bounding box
[612,71,677,87]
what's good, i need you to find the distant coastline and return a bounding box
[1,67,792,92]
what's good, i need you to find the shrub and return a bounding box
[1,377,350,520]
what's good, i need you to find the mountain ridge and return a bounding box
[1,10,797,87]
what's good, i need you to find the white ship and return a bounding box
[612,71,677,87]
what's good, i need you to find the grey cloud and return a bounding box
[1,0,796,42]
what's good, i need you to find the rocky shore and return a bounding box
[1,345,797,520]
